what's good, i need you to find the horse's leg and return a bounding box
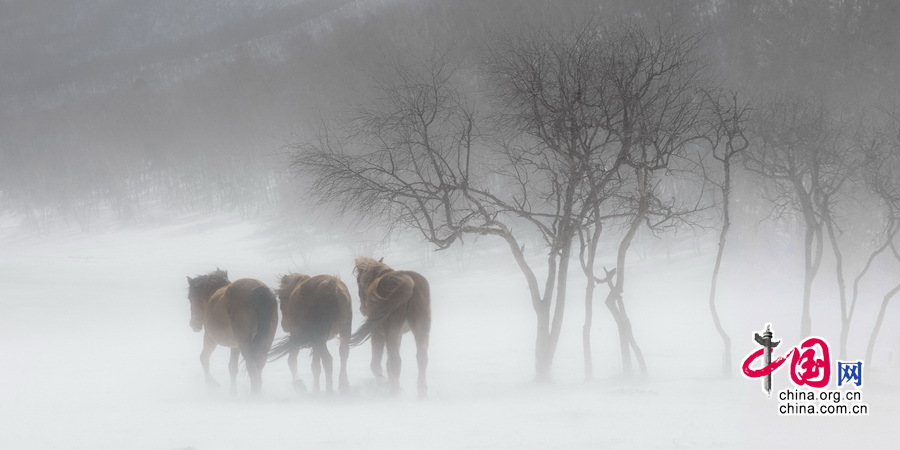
[311,350,322,393]
[240,345,264,395]
[319,342,334,393]
[385,327,402,396]
[288,346,306,392]
[200,333,219,388]
[338,328,350,391]
[370,327,386,380]
[254,356,268,395]
[228,348,240,395]
[410,323,430,398]
[244,358,259,395]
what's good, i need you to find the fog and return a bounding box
[2,1,900,448]
[2,211,897,448]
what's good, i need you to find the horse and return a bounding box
[269,273,352,393]
[351,257,431,397]
[186,269,278,395]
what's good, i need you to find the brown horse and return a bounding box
[269,274,352,393]
[186,269,278,394]
[352,257,431,397]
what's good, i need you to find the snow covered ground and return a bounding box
[1,212,897,449]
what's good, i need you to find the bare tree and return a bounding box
[578,205,617,381]
[294,54,475,249]
[484,25,624,381]
[492,21,713,380]
[861,109,900,364]
[699,89,751,377]
[745,95,853,339]
[295,44,611,381]
[816,113,891,360]
[587,22,711,377]
[294,19,714,380]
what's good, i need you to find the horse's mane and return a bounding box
[188,269,230,294]
[277,273,310,302]
[353,257,392,278]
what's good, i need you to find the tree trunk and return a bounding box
[708,211,732,376]
[865,282,900,366]
[583,279,595,381]
[533,239,570,382]
[497,229,557,382]
[850,221,896,359]
[800,221,824,337]
[800,226,814,337]
[708,161,734,377]
[824,215,850,359]
[619,296,647,375]
[534,252,557,382]
[605,291,632,375]
[535,306,553,382]
[606,206,648,377]
[579,214,603,381]
[540,177,578,379]
[548,237,573,361]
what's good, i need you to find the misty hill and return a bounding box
[0,0,419,228]
[0,0,380,105]
[2,0,900,231]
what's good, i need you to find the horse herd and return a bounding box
[184,257,431,397]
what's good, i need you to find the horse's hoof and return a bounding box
[293,379,307,394]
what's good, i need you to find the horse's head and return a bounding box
[353,257,390,313]
[186,269,230,332]
[277,273,310,332]
[276,273,310,305]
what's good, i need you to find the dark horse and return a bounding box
[352,257,431,397]
[269,274,352,393]
[186,269,278,394]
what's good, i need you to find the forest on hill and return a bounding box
[2,1,898,230]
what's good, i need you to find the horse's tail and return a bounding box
[250,285,277,357]
[308,277,344,358]
[269,277,342,360]
[268,332,308,361]
[350,272,415,346]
